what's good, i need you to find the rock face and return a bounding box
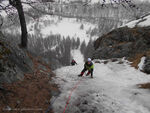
[0,32,33,83]
[0,32,59,113]
[0,56,59,113]
[143,56,150,74]
[93,26,150,74]
[93,26,150,59]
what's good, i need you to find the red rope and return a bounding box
[63,78,83,113]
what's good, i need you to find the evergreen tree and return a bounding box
[84,39,94,60]
[80,40,86,55]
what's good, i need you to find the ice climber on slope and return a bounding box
[78,58,94,78]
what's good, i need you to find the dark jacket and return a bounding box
[71,60,77,65]
[84,61,94,70]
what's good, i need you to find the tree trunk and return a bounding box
[9,0,28,48]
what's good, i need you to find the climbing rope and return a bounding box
[63,77,83,113]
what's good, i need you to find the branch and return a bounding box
[21,2,53,15]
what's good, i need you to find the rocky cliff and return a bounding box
[93,26,150,74]
[0,32,59,113]
[0,32,33,84]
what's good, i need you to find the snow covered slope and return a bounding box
[71,49,84,63]
[123,13,150,28]
[52,60,150,113]
[4,15,98,44]
[28,15,98,43]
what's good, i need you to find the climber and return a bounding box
[71,59,77,66]
[78,58,94,78]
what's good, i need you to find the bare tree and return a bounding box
[0,0,54,48]
[9,0,27,48]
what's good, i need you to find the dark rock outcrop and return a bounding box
[93,26,150,59]
[143,56,150,74]
[0,32,33,83]
[93,26,150,74]
[0,32,59,113]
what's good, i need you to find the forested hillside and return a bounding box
[2,1,150,69]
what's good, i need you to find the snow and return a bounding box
[52,59,150,113]
[138,57,146,71]
[138,15,150,26]
[51,44,58,51]
[41,16,97,43]
[71,49,84,64]
[27,15,98,44]
[123,14,150,28]
[0,11,7,17]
